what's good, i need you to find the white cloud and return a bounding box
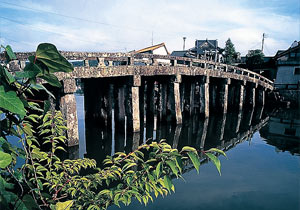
[1,0,299,55]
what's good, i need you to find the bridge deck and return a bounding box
[3,51,273,90]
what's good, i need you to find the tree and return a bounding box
[245,49,264,70]
[0,44,226,210]
[224,38,237,64]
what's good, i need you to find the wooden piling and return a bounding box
[204,81,210,118]
[174,82,182,124]
[239,85,245,111]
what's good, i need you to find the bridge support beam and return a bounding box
[221,79,230,114]
[239,85,245,111]
[132,75,141,133]
[250,87,256,108]
[146,80,155,139]
[158,82,168,122]
[60,79,79,146]
[257,88,265,106]
[173,82,182,124]
[132,87,140,132]
[204,77,210,118]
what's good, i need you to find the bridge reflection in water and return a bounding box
[76,98,268,166]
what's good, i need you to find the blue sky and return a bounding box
[0,0,299,55]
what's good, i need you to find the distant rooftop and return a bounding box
[135,43,169,54]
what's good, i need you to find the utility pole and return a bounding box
[261,33,266,53]
[151,31,153,46]
[183,37,186,50]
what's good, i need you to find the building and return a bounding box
[133,43,170,65]
[271,41,300,107]
[134,42,169,55]
[238,56,276,81]
[274,40,300,89]
[171,39,223,62]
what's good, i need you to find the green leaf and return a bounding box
[175,156,183,173]
[0,151,12,168]
[43,100,51,115]
[163,175,172,192]
[0,86,26,117]
[55,200,73,210]
[155,162,161,179]
[4,45,16,61]
[122,163,137,172]
[30,83,55,99]
[181,146,197,152]
[205,153,221,175]
[207,148,227,158]
[39,74,61,88]
[22,194,39,210]
[16,62,42,79]
[0,175,14,189]
[35,43,73,73]
[166,160,178,177]
[187,152,200,173]
[3,68,16,84]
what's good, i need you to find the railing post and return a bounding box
[171,59,177,66]
[97,57,105,67]
[128,56,134,65]
[84,59,89,67]
[20,60,26,69]
[152,58,158,66]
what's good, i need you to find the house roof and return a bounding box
[135,43,169,54]
[171,50,188,57]
[171,50,196,58]
[196,40,218,49]
[274,41,300,59]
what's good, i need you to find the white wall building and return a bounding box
[274,41,300,89]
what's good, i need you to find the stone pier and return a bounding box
[132,75,141,132]
[60,79,79,146]
[239,84,245,111]
[204,77,210,118]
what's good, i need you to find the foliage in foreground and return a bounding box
[0,44,226,210]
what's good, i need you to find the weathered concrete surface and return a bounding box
[4,51,275,147]
[204,83,209,118]
[3,51,274,90]
[239,85,245,111]
[60,94,79,146]
[131,87,140,132]
[174,82,182,124]
[62,79,77,94]
[56,65,273,91]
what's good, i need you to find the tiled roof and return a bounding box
[135,43,169,54]
[274,41,300,59]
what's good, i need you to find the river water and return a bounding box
[74,95,300,210]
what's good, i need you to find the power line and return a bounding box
[0,1,151,33]
[0,16,131,50]
[0,1,180,40]
[2,37,36,47]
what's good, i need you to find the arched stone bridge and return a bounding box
[9,52,274,146]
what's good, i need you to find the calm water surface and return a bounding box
[75,95,300,210]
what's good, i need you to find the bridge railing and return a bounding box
[1,51,274,88]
